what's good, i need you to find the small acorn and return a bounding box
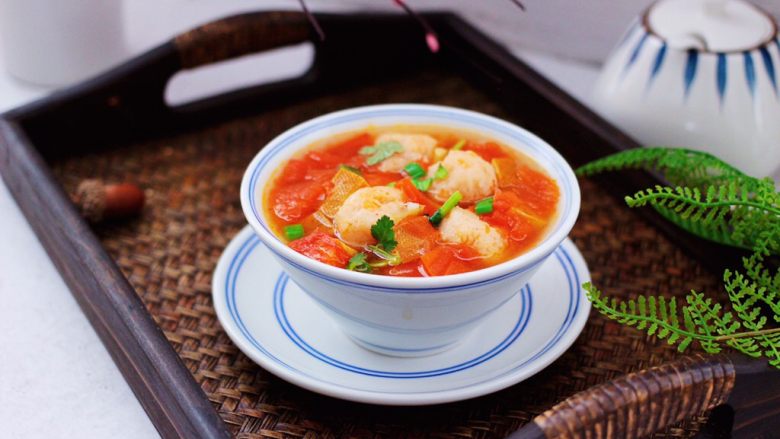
[73,179,145,222]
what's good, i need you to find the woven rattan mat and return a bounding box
[51,71,721,438]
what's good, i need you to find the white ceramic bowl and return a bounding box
[240,104,580,357]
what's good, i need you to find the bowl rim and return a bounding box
[240,103,581,290]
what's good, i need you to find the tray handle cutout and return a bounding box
[173,11,313,70]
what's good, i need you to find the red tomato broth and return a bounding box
[263,125,560,276]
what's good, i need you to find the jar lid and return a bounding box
[645,0,776,52]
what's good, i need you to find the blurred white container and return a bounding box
[593,0,780,177]
[0,0,125,86]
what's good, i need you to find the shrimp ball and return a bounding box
[439,207,506,258]
[427,150,496,203]
[333,186,423,247]
[374,132,437,173]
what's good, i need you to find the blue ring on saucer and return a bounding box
[224,232,581,383]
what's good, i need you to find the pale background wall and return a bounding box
[1,2,778,438]
[124,0,780,66]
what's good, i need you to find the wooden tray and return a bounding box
[1,11,777,439]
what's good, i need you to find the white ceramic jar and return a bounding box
[593,0,780,177]
[0,0,125,86]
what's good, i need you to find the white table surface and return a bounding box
[0,6,600,438]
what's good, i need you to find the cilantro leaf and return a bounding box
[370,215,397,251]
[359,141,404,166]
[347,253,372,272]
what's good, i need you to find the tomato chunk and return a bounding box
[394,216,439,262]
[272,181,327,222]
[279,159,309,184]
[515,165,559,217]
[467,142,508,161]
[288,231,352,267]
[362,171,401,186]
[421,244,483,276]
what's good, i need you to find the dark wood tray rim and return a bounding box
[0,11,750,438]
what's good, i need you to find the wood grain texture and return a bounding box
[0,121,231,439]
[174,11,311,69]
[2,10,775,439]
[531,355,735,438]
[48,70,727,438]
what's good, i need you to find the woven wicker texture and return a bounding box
[51,71,722,438]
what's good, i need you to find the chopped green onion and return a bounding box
[475,197,494,215]
[368,245,401,266]
[284,224,305,240]
[452,139,466,150]
[404,162,426,179]
[434,164,448,180]
[412,177,433,192]
[429,191,463,226]
[347,253,372,272]
[339,164,362,175]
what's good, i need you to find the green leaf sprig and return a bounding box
[578,147,780,367]
[345,215,402,273]
[360,141,404,166]
[371,215,397,252]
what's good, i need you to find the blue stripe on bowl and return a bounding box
[350,337,457,354]
[759,46,777,96]
[223,232,582,387]
[291,274,523,334]
[684,50,699,98]
[624,32,649,76]
[744,51,756,97]
[246,107,576,265]
[268,241,546,293]
[272,276,533,378]
[649,43,667,85]
[717,53,728,104]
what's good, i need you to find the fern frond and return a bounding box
[624,183,780,250]
[584,282,780,365]
[575,148,749,187]
[579,147,780,368]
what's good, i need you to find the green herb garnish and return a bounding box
[371,215,397,252]
[429,191,463,226]
[412,177,433,192]
[360,141,404,166]
[452,139,466,151]
[434,164,448,180]
[339,164,362,175]
[578,147,780,368]
[404,162,426,179]
[347,253,372,272]
[283,224,304,241]
[368,245,402,266]
[475,197,494,215]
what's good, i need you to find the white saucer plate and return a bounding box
[212,226,591,406]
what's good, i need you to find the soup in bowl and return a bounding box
[241,104,580,356]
